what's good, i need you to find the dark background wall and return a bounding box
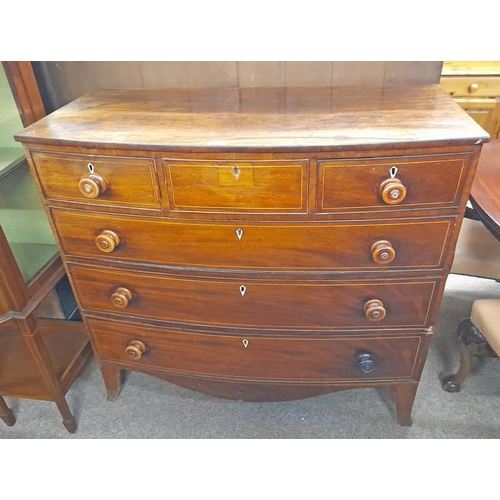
[33,61,443,112]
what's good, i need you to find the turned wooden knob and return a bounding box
[468,83,479,93]
[95,230,120,253]
[111,287,133,308]
[125,340,147,360]
[79,173,107,198]
[357,353,375,374]
[371,240,396,265]
[364,299,386,322]
[379,178,407,205]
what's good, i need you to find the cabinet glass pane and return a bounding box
[0,65,24,174]
[0,65,58,282]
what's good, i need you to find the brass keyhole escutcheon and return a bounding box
[233,165,240,177]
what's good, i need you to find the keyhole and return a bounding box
[242,339,249,349]
[390,166,398,178]
[88,163,95,173]
[236,228,244,240]
[233,165,240,180]
[239,285,246,296]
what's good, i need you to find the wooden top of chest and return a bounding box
[15,86,489,152]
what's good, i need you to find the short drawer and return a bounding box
[87,317,422,382]
[31,152,161,209]
[70,265,440,329]
[318,154,468,213]
[163,159,308,213]
[440,76,500,97]
[53,209,454,271]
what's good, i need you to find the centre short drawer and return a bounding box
[87,317,422,382]
[318,154,469,213]
[53,209,454,271]
[31,151,161,209]
[163,158,308,213]
[70,265,440,329]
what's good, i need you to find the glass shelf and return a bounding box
[0,161,58,282]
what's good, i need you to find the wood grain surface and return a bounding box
[53,209,454,271]
[15,87,489,151]
[70,264,439,329]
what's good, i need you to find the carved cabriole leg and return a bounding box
[392,382,419,426]
[18,317,77,433]
[442,319,493,393]
[100,361,125,401]
[0,396,16,427]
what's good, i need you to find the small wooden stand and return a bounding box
[0,227,92,433]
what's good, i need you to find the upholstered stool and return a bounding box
[442,298,500,392]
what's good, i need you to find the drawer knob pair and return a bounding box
[125,340,147,360]
[79,173,108,198]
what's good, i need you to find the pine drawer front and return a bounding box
[52,209,454,271]
[70,265,440,329]
[31,152,161,209]
[318,154,469,213]
[164,159,308,213]
[440,76,500,98]
[87,318,422,382]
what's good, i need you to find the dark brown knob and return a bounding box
[95,230,119,253]
[79,173,108,198]
[371,240,396,265]
[364,299,386,322]
[111,287,133,308]
[380,178,407,205]
[125,340,147,360]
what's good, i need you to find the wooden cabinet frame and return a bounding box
[0,62,91,433]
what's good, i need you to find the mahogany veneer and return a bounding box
[15,86,489,426]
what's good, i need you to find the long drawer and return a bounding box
[70,265,440,329]
[87,317,422,382]
[53,209,454,271]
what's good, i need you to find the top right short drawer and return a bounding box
[317,154,469,214]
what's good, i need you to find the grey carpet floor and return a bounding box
[1,273,500,439]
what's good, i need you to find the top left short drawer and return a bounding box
[30,152,162,210]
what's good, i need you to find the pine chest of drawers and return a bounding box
[15,86,489,425]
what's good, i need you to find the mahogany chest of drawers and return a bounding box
[15,86,489,425]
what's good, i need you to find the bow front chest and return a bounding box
[15,86,489,425]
